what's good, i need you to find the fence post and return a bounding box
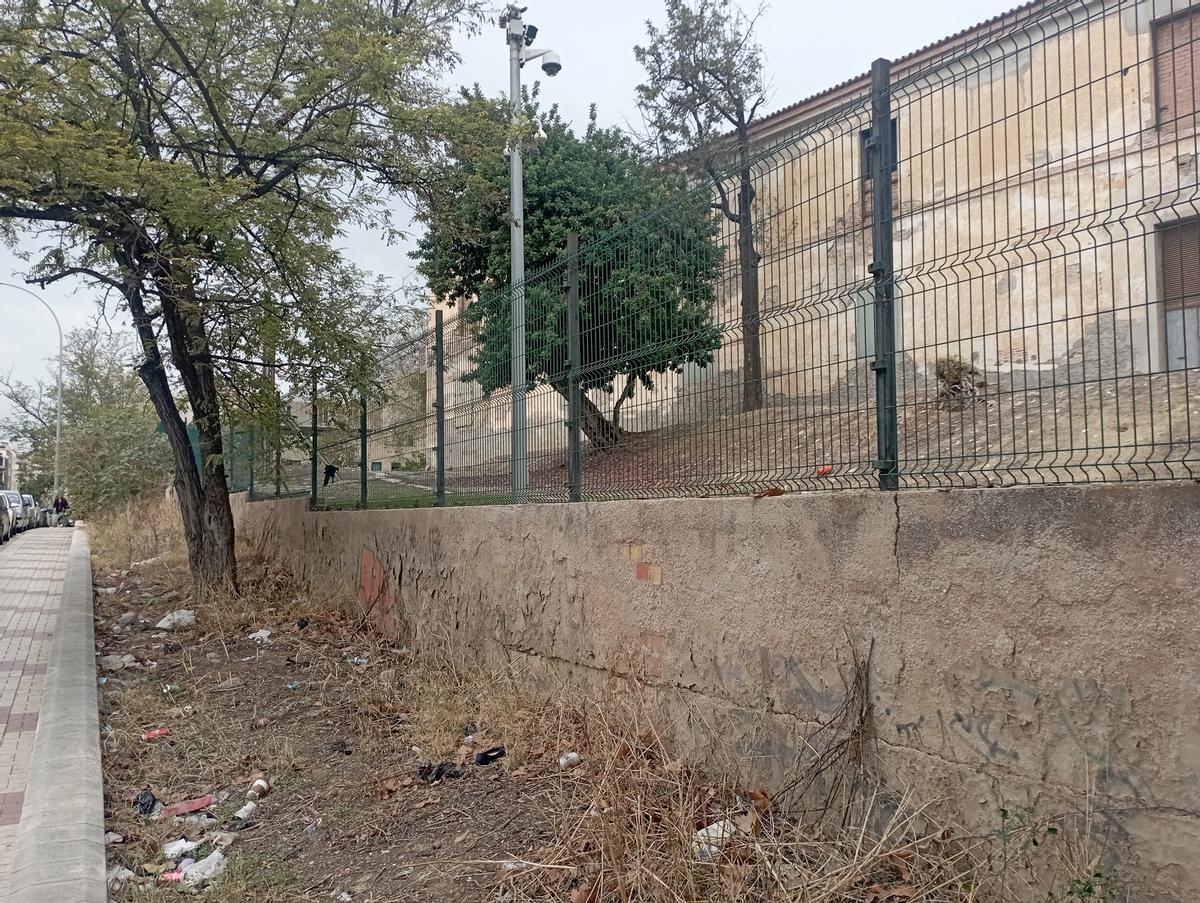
[566,232,583,502]
[435,311,447,507]
[359,391,368,508]
[248,424,256,499]
[273,396,282,499]
[310,371,318,508]
[226,425,236,491]
[868,57,900,491]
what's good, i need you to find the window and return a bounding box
[854,288,876,358]
[370,461,383,472]
[852,287,906,359]
[1158,217,1200,370]
[1155,8,1200,131]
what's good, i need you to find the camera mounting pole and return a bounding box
[501,4,562,503]
[505,4,528,503]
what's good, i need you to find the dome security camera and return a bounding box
[540,51,562,77]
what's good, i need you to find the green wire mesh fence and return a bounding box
[246,0,1199,508]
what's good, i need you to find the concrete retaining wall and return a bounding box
[233,483,1200,899]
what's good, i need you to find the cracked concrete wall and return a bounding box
[234,482,1200,899]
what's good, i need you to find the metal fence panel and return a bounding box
[249,0,1199,508]
[891,0,1197,485]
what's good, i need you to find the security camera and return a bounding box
[540,51,562,77]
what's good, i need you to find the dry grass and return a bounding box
[491,659,988,903]
[90,494,188,574]
[487,676,1123,903]
[324,637,563,769]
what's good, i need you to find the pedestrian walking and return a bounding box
[52,492,71,526]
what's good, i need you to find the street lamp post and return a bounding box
[501,4,561,502]
[0,283,62,500]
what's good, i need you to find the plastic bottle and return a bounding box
[245,774,272,800]
[229,799,257,831]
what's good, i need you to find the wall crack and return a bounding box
[892,492,901,581]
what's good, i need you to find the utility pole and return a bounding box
[505,6,528,502]
[501,4,561,502]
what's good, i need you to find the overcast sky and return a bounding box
[0,0,1015,420]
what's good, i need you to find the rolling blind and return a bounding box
[1161,218,1200,311]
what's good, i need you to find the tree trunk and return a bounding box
[737,130,763,412]
[193,410,238,591]
[552,382,622,449]
[135,356,207,577]
[132,348,236,591]
[161,281,237,593]
[122,253,238,593]
[611,374,637,433]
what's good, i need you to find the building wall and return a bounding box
[0,442,18,491]
[425,297,572,471]
[749,0,1191,383]
[365,351,428,472]
[234,481,1200,900]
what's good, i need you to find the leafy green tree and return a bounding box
[1,328,172,515]
[64,406,172,516]
[0,374,55,501]
[414,90,723,447]
[0,0,482,588]
[636,0,769,411]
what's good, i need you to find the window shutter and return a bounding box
[1160,218,1200,311]
[1156,10,1200,130]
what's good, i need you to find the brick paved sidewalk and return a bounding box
[0,528,75,898]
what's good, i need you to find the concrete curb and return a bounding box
[9,529,106,903]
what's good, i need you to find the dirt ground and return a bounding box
[94,554,571,902]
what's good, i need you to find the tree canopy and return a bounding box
[413,90,724,446]
[0,0,483,585]
[1,328,172,514]
[636,0,769,411]
[635,0,768,167]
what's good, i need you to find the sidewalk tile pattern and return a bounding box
[0,529,74,898]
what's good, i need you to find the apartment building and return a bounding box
[0,441,18,491]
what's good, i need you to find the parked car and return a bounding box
[16,493,36,531]
[21,495,43,528]
[0,500,10,542]
[4,491,27,533]
[20,495,33,529]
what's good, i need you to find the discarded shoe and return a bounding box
[474,746,506,766]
